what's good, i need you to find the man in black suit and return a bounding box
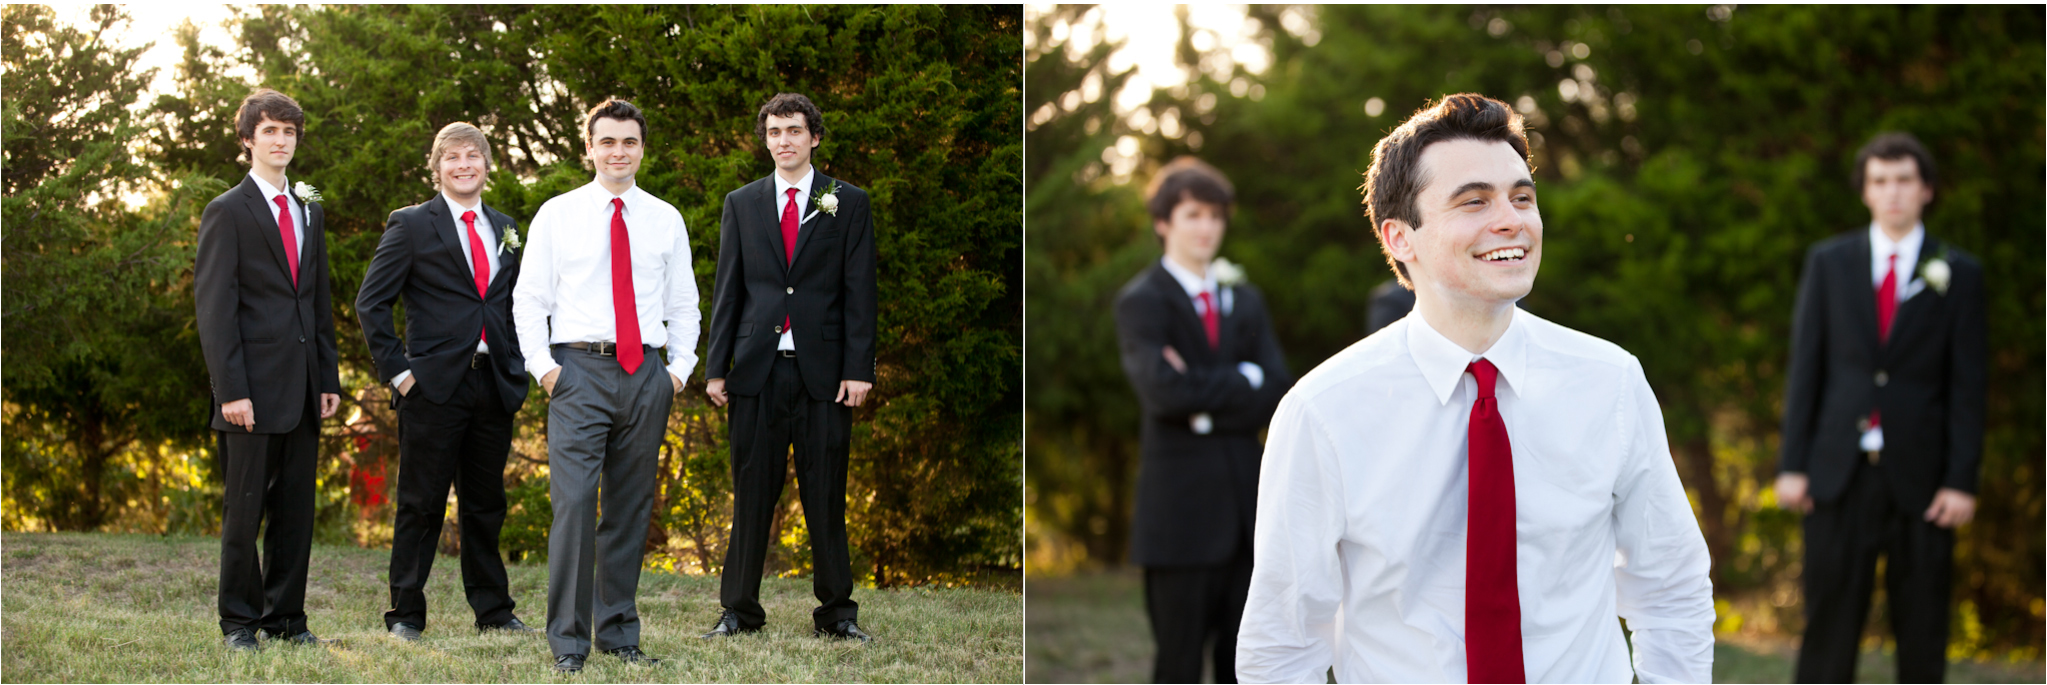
[1115,157,1292,683]
[1776,132,1986,683]
[193,88,341,651]
[356,122,536,642]
[701,92,877,643]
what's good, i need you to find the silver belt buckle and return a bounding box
[779,350,797,358]
[470,352,488,369]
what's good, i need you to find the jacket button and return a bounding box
[299,336,307,343]
[774,325,784,334]
[786,287,795,294]
[1875,370,1889,387]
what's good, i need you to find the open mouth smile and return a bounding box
[1478,247,1527,262]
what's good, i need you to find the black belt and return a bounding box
[779,349,797,358]
[553,341,654,357]
[469,351,489,369]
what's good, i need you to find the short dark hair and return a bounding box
[1852,132,1937,193]
[1362,93,1530,289]
[1145,157,1234,227]
[754,93,826,141]
[584,98,647,144]
[234,88,305,166]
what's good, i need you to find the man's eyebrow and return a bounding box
[1448,181,1494,197]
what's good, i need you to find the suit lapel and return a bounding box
[300,202,322,295]
[1846,232,1882,349]
[1148,264,1209,356]
[758,179,790,279]
[788,173,831,269]
[483,204,519,296]
[427,194,486,300]
[239,177,296,287]
[1889,233,1942,341]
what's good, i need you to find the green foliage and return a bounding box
[5,5,1020,585]
[2,5,219,532]
[1025,4,2044,652]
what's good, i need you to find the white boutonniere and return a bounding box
[802,180,842,224]
[1210,257,1246,286]
[1918,244,1952,296]
[292,181,324,204]
[500,222,522,253]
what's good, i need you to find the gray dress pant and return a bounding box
[544,345,672,658]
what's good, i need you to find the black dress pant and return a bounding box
[385,359,517,631]
[1796,460,1954,683]
[719,355,857,630]
[217,398,319,637]
[1145,540,1255,684]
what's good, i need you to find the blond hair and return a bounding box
[427,122,493,186]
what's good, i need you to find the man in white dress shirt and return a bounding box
[511,98,698,673]
[1234,93,1714,683]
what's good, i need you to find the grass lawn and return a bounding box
[2,532,1020,683]
[1026,570,2044,684]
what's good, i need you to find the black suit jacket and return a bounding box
[355,194,529,413]
[705,173,878,401]
[1116,262,1294,567]
[1779,229,1987,512]
[194,175,342,433]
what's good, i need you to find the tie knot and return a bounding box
[1467,358,1499,400]
[787,187,799,200]
[274,194,288,209]
[462,210,477,224]
[612,197,624,212]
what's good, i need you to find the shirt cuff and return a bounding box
[1238,361,1265,390]
[391,369,412,388]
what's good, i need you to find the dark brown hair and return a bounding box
[234,88,305,166]
[754,92,826,141]
[1362,93,1530,288]
[1852,132,1937,193]
[584,98,647,144]
[1145,157,1234,224]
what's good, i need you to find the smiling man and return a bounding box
[1233,94,1714,683]
[357,122,535,643]
[512,99,699,673]
[194,87,341,652]
[701,92,878,643]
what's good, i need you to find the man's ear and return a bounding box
[1154,218,1173,244]
[1380,218,1418,265]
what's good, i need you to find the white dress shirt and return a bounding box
[1159,256,1262,435]
[1861,222,1923,451]
[1236,308,1714,684]
[392,193,499,390]
[773,168,814,352]
[248,172,304,258]
[512,180,701,382]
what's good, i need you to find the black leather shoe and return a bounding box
[224,628,259,651]
[605,645,662,666]
[700,609,760,638]
[274,630,340,647]
[389,622,422,642]
[554,654,585,674]
[815,619,872,643]
[479,616,539,634]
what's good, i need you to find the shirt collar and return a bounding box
[1158,256,1218,298]
[1406,307,1529,406]
[442,192,484,220]
[249,171,289,203]
[774,167,816,201]
[585,179,640,212]
[1869,222,1924,262]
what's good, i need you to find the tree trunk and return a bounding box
[1672,432,1733,588]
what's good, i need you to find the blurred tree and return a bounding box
[2,4,219,533]
[1025,4,2043,654]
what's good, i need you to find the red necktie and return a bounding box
[1197,291,1220,349]
[1465,358,1525,683]
[782,187,799,333]
[1875,253,1898,342]
[274,194,299,287]
[610,198,643,374]
[1869,252,1899,432]
[462,210,490,342]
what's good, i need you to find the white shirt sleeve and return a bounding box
[1611,357,1716,683]
[513,200,560,381]
[663,212,701,381]
[1235,398,1348,684]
